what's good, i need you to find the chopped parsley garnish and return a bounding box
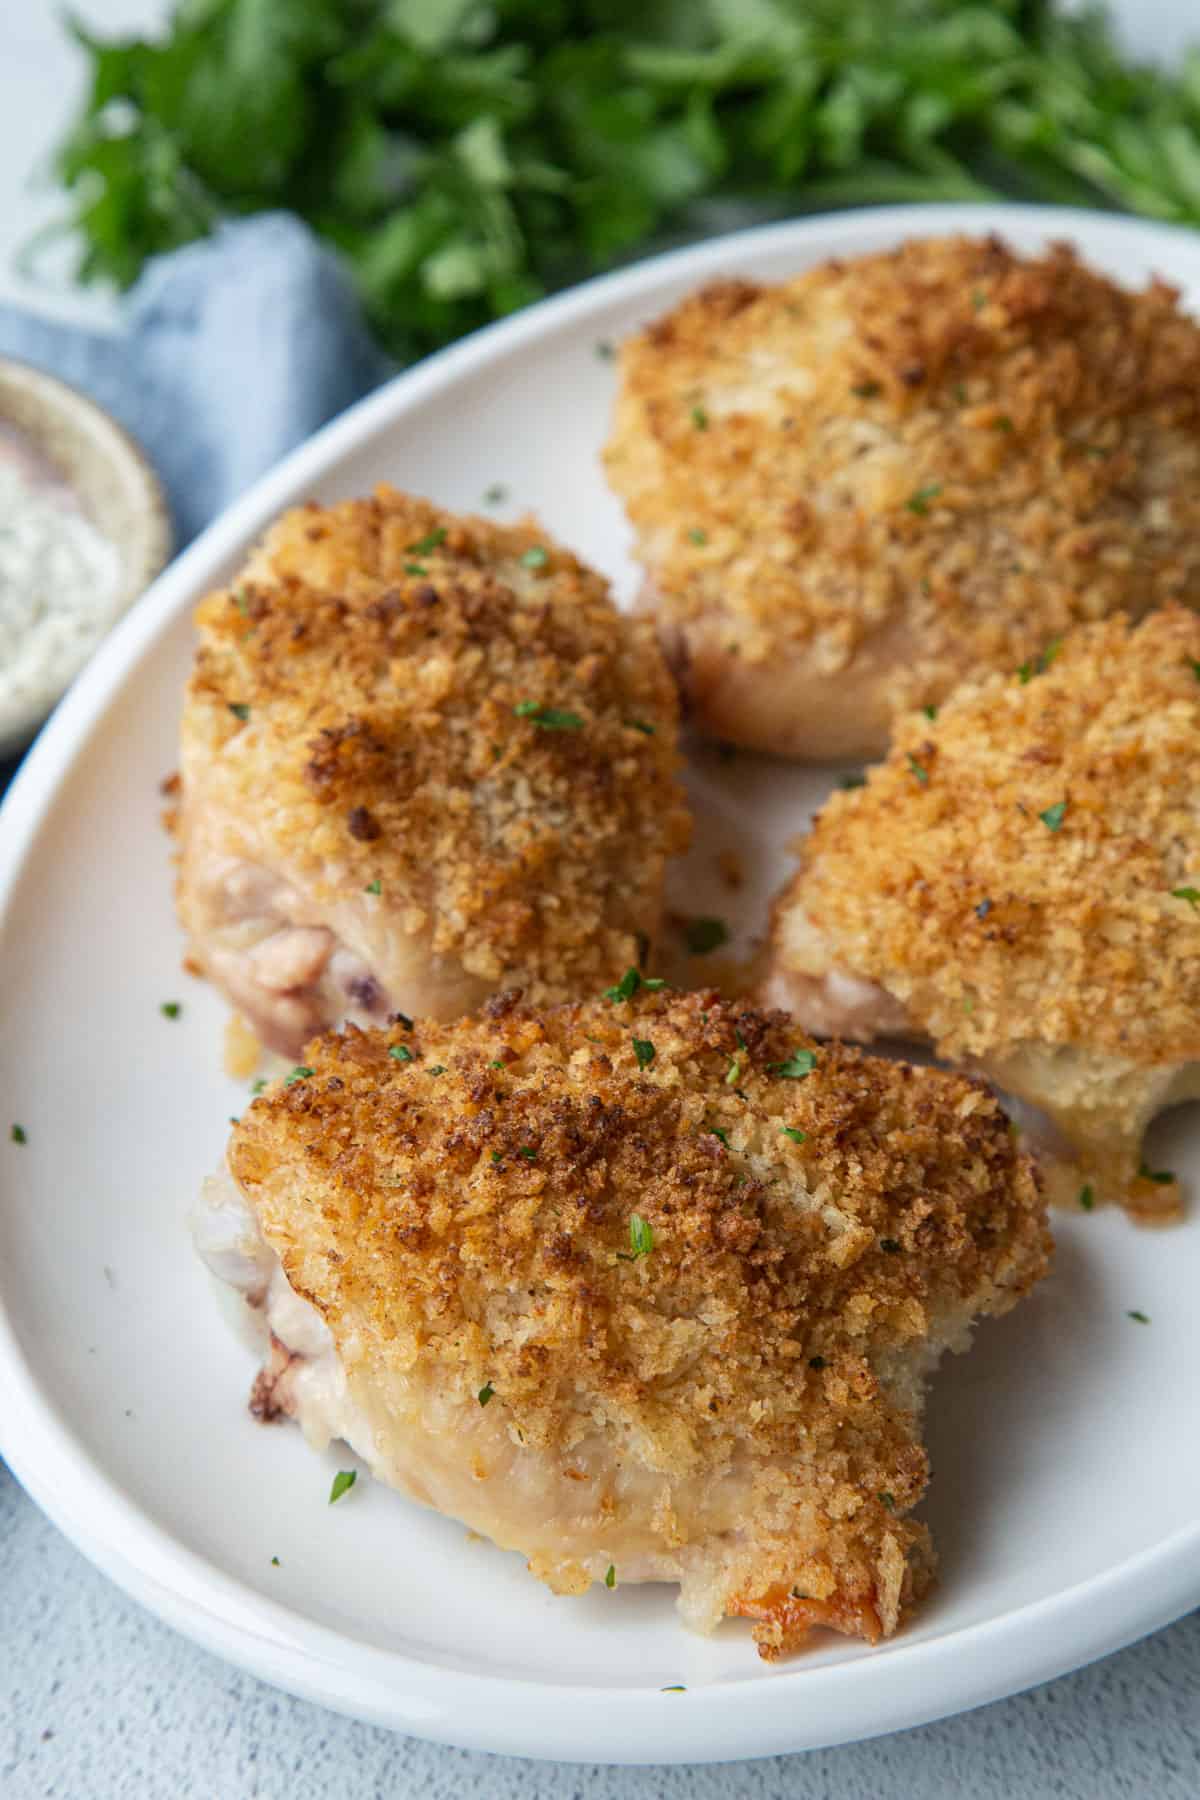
[250,1078,268,1095]
[427,1065,446,1076]
[708,1125,730,1147]
[407,527,446,556]
[604,967,667,1003]
[520,545,549,569]
[1039,800,1067,832]
[690,404,709,430]
[1078,1184,1095,1211]
[1127,1310,1150,1324]
[490,1151,503,1166]
[907,754,929,784]
[270,1556,280,1566]
[10,1124,26,1145]
[483,483,508,506]
[626,719,656,735]
[513,701,583,731]
[160,1001,181,1019]
[632,1036,656,1070]
[905,483,941,515]
[878,1491,896,1510]
[971,288,987,311]
[478,1382,495,1406]
[687,527,708,545]
[329,1470,357,1504]
[234,588,250,615]
[388,1044,414,1062]
[227,702,250,721]
[364,878,382,895]
[781,1126,806,1143]
[880,1238,902,1254]
[404,561,428,576]
[682,916,728,955]
[284,1065,314,1086]
[618,1214,653,1261]
[518,1145,537,1161]
[839,773,866,789]
[851,380,881,398]
[1171,886,1200,908]
[605,1564,616,1588]
[993,414,1013,431]
[1190,659,1200,682]
[489,1059,505,1069]
[1017,639,1061,683]
[1138,1163,1175,1184]
[725,1054,742,1086]
[768,1048,817,1080]
[922,704,938,721]
[808,1355,826,1370]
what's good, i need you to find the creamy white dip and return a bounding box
[0,426,123,746]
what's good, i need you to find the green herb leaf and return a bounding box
[228,703,250,722]
[781,1126,806,1143]
[285,1066,314,1086]
[520,545,549,569]
[270,1556,280,1566]
[878,1491,896,1510]
[839,773,867,790]
[768,1049,817,1080]
[907,754,929,784]
[626,719,656,735]
[404,562,428,576]
[513,701,583,731]
[1138,1163,1175,1184]
[921,704,938,721]
[478,1382,495,1406]
[682,916,728,955]
[905,484,941,516]
[329,1470,357,1504]
[10,1124,26,1145]
[407,528,446,557]
[518,1145,537,1160]
[1127,1310,1150,1324]
[687,528,707,545]
[690,404,709,430]
[428,1065,446,1076]
[1039,800,1067,832]
[852,380,881,398]
[708,1125,730,1147]
[364,878,382,895]
[1171,886,1200,908]
[605,1564,616,1588]
[632,1036,656,1071]
[1078,1184,1095,1211]
[160,1001,181,1019]
[388,1044,414,1062]
[1018,639,1062,683]
[604,966,666,1002]
[624,1214,653,1260]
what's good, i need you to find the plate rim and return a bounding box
[3,201,1200,1763]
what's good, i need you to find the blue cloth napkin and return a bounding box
[0,213,394,792]
[0,212,394,549]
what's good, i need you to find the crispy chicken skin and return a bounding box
[196,987,1049,1660]
[764,608,1200,1219]
[174,489,690,1055]
[603,236,1200,759]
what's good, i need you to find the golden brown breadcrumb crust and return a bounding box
[229,987,1048,1656]
[605,235,1200,713]
[780,606,1200,1067]
[183,487,690,992]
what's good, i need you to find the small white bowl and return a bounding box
[0,356,172,755]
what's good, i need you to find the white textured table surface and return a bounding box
[4,3,1200,1793]
[4,1460,1199,1797]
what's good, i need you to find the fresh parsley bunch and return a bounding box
[54,0,1200,361]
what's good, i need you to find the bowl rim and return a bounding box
[1,201,1199,1763]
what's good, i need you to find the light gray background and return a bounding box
[5,2,1200,1795]
[4,1464,1199,1798]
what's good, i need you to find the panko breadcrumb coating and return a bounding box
[175,488,690,1054]
[604,235,1200,759]
[765,606,1200,1218]
[196,986,1048,1660]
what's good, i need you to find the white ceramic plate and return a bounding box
[2,204,1200,1765]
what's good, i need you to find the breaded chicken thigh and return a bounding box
[175,489,690,1054]
[765,608,1200,1218]
[195,986,1048,1660]
[604,236,1200,758]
